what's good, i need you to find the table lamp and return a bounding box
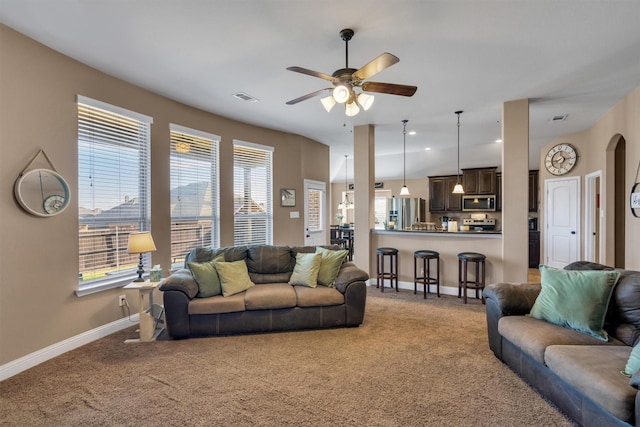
[127,231,157,282]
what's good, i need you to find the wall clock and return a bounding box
[544,143,578,176]
[14,168,71,217]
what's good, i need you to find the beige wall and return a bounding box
[538,86,640,270]
[0,24,328,364]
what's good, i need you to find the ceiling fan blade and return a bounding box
[286,66,336,82]
[361,81,417,97]
[352,53,399,81]
[286,88,332,105]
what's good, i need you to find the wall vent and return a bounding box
[550,114,568,122]
[233,92,259,102]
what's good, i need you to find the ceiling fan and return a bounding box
[286,28,417,116]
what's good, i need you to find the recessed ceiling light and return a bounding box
[424,147,431,151]
[495,139,502,143]
[409,131,416,136]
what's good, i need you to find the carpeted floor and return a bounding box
[0,287,574,426]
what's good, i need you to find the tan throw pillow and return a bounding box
[214,259,255,297]
[288,252,323,288]
[315,247,348,287]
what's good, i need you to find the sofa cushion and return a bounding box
[288,252,322,287]
[188,293,246,315]
[315,247,348,287]
[187,254,224,298]
[245,283,297,310]
[608,270,640,345]
[498,315,624,364]
[529,265,620,341]
[246,245,295,274]
[545,345,635,424]
[294,285,344,307]
[215,259,255,297]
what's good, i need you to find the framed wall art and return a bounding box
[280,188,296,207]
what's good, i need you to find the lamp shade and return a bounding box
[400,185,410,196]
[345,101,360,117]
[320,95,336,112]
[333,85,350,103]
[357,93,375,111]
[452,183,465,194]
[128,231,157,254]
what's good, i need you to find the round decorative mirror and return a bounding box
[14,168,71,217]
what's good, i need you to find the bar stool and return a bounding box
[413,250,440,298]
[376,247,399,292]
[457,252,486,304]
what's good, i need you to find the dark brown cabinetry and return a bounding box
[429,175,462,212]
[495,172,502,211]
[495,170,538,212]
[529,231,540,268]
[462,167,497,195]
[529,170,539,212]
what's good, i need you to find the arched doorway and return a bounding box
[605,134,626,268]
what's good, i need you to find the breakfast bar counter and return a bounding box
[370,229,503,297]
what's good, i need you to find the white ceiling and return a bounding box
[1,0,639,183]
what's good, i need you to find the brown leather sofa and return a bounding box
[484,261,640,426]
[160,244,369,340]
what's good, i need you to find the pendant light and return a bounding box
[338,154,352,209]
[452,111,465,194]
[399,119,410,196]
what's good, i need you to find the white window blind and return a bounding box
[77,95,152,293]
[233,141,273,245]
[170,124,220,267]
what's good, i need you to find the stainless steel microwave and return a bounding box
[462,195,496,212]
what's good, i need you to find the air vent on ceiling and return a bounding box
[232,92,259,102]
[550,114,568,122]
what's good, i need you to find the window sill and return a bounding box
[75,274,138,297]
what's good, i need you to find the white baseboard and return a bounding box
[0,314,139,382]
[367,279,462,297]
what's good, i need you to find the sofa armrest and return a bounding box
[483,282,541,360]
[483,282,541,315]
[335,262,369,294]
[159,268,199,299]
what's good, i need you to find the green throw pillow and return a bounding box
[214,259,255,297]
[187,254,224,297]
[623,344,640,377]
[315,247,348,287]
[288,252,323,288]
[529,265,621,341]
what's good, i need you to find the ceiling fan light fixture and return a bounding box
[345,101,360,117]
[357,92,375,111]
[320,95,336,112]
[333,85,351,103]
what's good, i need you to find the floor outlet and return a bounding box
[119,295,127,307]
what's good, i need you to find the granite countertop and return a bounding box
[372,228,501,235]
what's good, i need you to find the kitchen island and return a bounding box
[370,229,503,297]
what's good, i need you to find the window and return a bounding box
[170,124,220,267]
[374,190,393,229]
[77,96,153,295]
[233,140,273,245]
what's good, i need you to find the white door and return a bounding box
[304,179,326,246]
[544,176,580,268]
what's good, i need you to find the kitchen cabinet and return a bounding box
[462,167,497,195]
[495,172,502,211]
[428,175,462,212]
[529,170,539,212]
[495,170,538,212]
[529,230,540,268]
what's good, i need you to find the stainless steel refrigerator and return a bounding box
[387,197,425,230]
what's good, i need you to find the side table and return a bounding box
[123,280,164,343]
